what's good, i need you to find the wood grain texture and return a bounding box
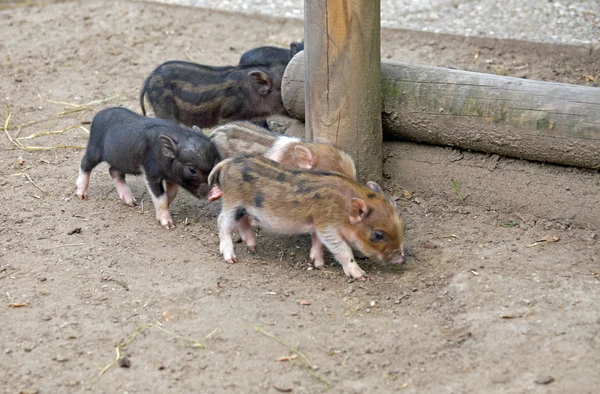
[304,0,383,182]
[283,54,600,169]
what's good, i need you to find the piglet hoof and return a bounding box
[312,259,325,269]
[220,245,238,264]
[119,190,137,206]
[76,190,88,200]
[344,262,367,281]
[223,254,238,264]
[160,219,175,230]
[122,196,138,207]
[207,186,223,202]
[310,252,325,269]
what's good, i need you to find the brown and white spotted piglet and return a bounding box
[208,156,406,280]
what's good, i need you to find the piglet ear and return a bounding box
[248,70,273,95]
[349,198,368,224]
[314,137,334,146]
[290,42,303,58]
[159,135,178,159]
[367,181,383,194]
[294,145,314,170]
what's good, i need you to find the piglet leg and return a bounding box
[109,167,137,206]
[75,168,90,200]
[145,177,175,229]
[165,180,179,206]
[316,228,367,280]
[237,215,256,252]
[309,232,325,268]
[218,210,238,263]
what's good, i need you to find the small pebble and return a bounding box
[534,376,554,385]
[119,356,131,368]
[366,308,372,313]
[54,355,69,362]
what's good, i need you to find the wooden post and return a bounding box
[304,0,383,183]
[283,57,600,170]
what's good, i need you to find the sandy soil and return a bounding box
[1,1,599,393]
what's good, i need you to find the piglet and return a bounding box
[239,41,304,67]
[75,107,220,229]
[140,61,286,129]
[208,156,406,280]
[206,121,356,201]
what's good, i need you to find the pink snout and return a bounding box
[389,254,406,265]
[207,186,223,202]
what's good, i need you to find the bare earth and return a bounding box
[1,1,599,393]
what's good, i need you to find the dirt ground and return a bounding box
[1,1,599,393]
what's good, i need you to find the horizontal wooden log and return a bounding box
[282,51,600,169]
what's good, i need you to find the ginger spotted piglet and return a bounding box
[206,121,356,201]
[208,156,406,280]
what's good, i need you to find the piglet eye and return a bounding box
[186,167,199,178]
[370,230,387,243]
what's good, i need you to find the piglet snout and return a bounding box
[208,186,223,202]
[390,254,406,265]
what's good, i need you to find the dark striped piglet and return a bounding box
[75,107,219,229]
[140,61,286,129]
[238,41,304,67]
[208,156,406,281]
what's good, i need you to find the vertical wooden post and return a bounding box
[304,0,383,183]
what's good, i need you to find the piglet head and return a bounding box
[159,134,220,198]
[342,181,406,265]
[247,67,287,115]
[289,142,357,180]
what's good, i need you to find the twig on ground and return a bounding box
[246,324,333,388]
[17,125,89,140]
[103,186,116,200]
[53,243,86,248]
[3,113,23,149]
[98,322,206,377]
[0,268,21,281]
[451,178,464,201]
[24,173,46,194]
[184,45,197,62]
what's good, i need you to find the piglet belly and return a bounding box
[248,210,313,235]
[102,137,146,174]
